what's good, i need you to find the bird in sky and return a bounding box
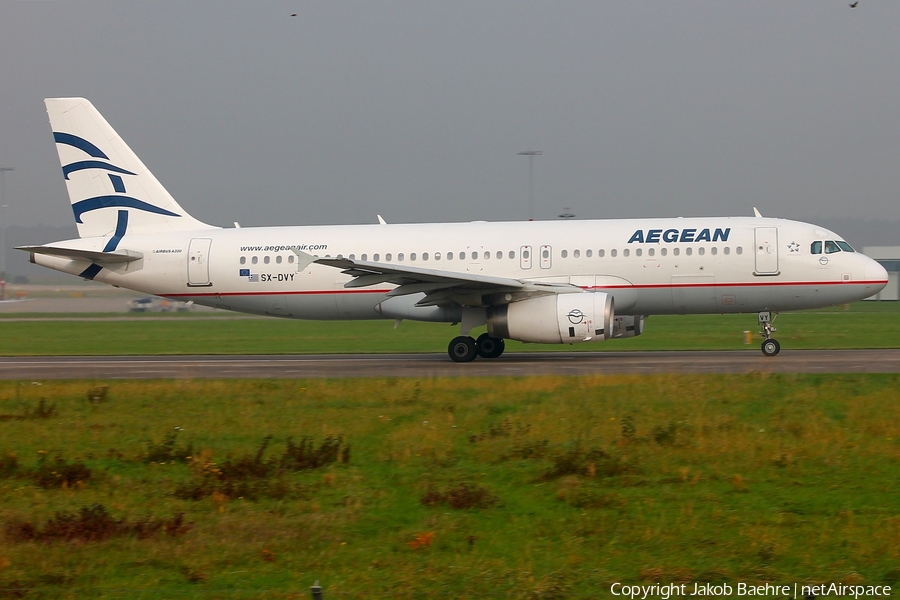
[850,1,859,7]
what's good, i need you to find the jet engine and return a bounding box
[486,292,614,344]
[611,315,646,338]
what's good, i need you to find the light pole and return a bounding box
[0,167,12,301]
[517,150,542,220]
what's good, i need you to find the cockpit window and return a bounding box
[836,241,855,252]
[824,241,841,254]
[810,241,822,255]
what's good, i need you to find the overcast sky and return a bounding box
[1,1,899,232]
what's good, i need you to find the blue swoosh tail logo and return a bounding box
[53,132,109,159]
[63,160,136,180]
[72,196,181,223]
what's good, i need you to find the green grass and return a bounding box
[1,375,899,597]
[1,301,898,355]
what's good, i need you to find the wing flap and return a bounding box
[297,251,582,308]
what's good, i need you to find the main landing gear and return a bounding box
[758,311,780,357]
[447,333,506,363]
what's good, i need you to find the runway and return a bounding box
[0,349,898,379]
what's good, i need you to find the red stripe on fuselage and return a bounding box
[158,280,887,298]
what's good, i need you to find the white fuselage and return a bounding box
[33,216,888,321]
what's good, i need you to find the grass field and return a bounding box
[1,301,898,356]
[1,375,899,598]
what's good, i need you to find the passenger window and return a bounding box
[586,249,592,258]
[276,255,283,264]
[386,253,392,261]
[410,253,416,261]
[472,252,478,260]
[373,253,380,261]
[435,252,441,260]
[252,256,258,264]
[484,251,490,260]
[810,241,822,255]
[836,241,855,252]
[635,249,642,257]
[574,249,580,258]
[686,248,692,256]
[240,256,246,265]
[398,253,404,261]
[825,241,841,254]
[599,249,605,257]
[736,247,743,255]
[561,250,568,258]
[611,249,617,258]
[288,255,295,263]
[509,250,515,259]
[723,247,729,255]
[711,247,717,256]
[648,248,654,257]
[361,254,367,261]
[698,247,704,256]
[523,250,530,259]
[623,249,630,257]
[423,253,429,261]
[496,251,502,259]
[447,252,453,260]
[673,248,680,256]
[542,249,550,259]
[661,248,667,256]
[349,254,355,260]
[264,256,270,264]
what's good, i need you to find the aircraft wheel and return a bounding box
[448,336,478,363]
[476,333,505,359]
[761,338,781,357]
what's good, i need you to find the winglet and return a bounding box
[753,207,763,218]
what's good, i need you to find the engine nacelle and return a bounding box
[486,292,614,344]
[612,315,646,339]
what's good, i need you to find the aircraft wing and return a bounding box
[17,245,143,264]
[298,251,581,307]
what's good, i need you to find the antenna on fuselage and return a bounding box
[753,207,763,218]
[377,215,387,225]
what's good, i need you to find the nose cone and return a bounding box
[865,258,888,295]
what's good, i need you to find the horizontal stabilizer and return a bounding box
[17,245,143,264]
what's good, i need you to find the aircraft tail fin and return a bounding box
[45,98,216,238]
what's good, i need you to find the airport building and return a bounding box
[864,246,900,301]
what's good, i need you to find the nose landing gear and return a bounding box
[758,311,780,357]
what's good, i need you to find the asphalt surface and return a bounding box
[0,349,898,379]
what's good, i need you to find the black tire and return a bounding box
[448,336,478,363]
[761,338,781,357]
[476,333,506,359]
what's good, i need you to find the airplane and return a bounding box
[20,98,889,362]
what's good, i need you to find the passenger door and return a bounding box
[187,238,212,287]
[754,227,779,275]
